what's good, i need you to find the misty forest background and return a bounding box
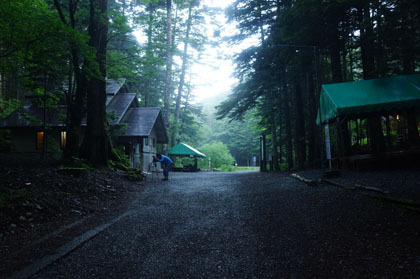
[0,0,419,170]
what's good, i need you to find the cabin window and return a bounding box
[144,137,149,146]
[60,131,67,149]
[153,138,156,147]
[36,131,44,149]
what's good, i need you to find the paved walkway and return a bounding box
[31,171,420,278]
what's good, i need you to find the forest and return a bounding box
[0,0,263,169]
[217,0,420,170]
[0,0,420,170]
[2,2,420,277]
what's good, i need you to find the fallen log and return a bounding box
[322,179,420,212]
[361,192,420,212]
[290,173,317,186]
[355,184,390,194]
[322,179,356,190]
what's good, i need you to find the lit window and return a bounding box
[60,131,67,149]
[36,131,44,149]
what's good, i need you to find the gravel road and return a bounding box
[32,171,420,278]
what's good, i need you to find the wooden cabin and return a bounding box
[0,79,169,170]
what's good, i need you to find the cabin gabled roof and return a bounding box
[0,99,66,128]
[107,78,126,96]
[107,93,137,125]
[120,107,168,144]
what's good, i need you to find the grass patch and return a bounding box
[217,165,259,172]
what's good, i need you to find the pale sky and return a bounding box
[134,0,259,104]
[192,0,236,103]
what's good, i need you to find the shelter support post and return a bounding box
[324,124,332,169]
[208,157,211,171]
[385,116,392,148]
[263,135,267,172]
[367,116,386,153]
[407,108,420,145]
[259,137,262,172]
[337,117,352,156]
[260,135,267,172]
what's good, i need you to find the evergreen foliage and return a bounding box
[198,141,234,170]
[217,0,420,169]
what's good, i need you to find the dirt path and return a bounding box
[17,171,420,278]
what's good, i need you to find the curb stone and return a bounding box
[10,210,135,279]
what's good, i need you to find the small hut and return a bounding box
[168,142,206,171]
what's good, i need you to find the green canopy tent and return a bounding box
[317,74,420,124]
[168,142,206,171]
[316,74,420,167]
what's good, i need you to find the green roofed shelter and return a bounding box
[318,74,420,124]
[169,142,206,172]
[168,142,206,158]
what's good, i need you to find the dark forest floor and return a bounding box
[0,154,145,269]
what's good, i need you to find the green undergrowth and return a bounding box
[57,149,143,180]
[109,148,131,171]
[125,169,144,181]
[109,148,144,181]
[58,157,92,175]
[0,186,29,209]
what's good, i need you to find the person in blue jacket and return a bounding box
[153,153,173,181]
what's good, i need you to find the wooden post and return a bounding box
[325,124,332,169]
[42,75,47,160]
[385,116,392,148]
[262,134,267,172]
[259,136,263,172]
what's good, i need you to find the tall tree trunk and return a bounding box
[373,1,387,77]
[282,70,293,169]
[294,78,306,169]
[400,1,419,145]
[163,0,173,145]
[53,0,88,159]
[80,0,111,166]
[330,24,351,156]
[144,4,154,106]
[65,69,87,158]
[172,2,193,146]
[306,71,319,163]
[359,3,386,153]
[257,1,265,43]
[271,111,279,171]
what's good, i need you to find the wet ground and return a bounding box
[28,171,420,278]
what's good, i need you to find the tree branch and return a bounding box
[53,0,68,25]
